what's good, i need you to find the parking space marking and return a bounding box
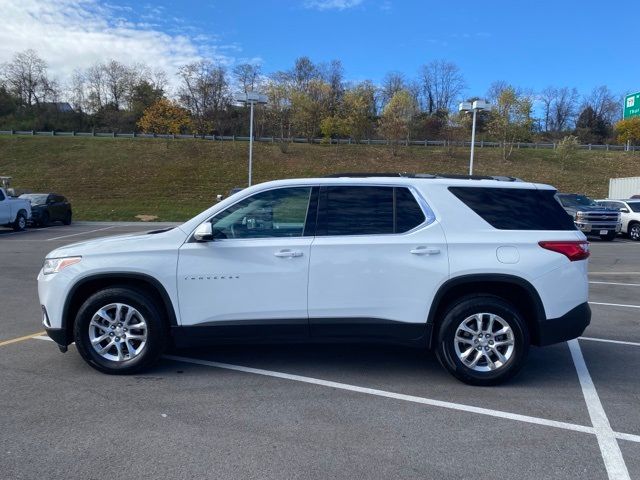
[29,337,640,445]
[46,226,116,241]
[0,331,46,347]
[589,281,640,287]
[589,301,640,309]
[580,337,640,348]
[163,354,600,434]
[568,339,630,480]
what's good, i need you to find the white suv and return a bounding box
[38,174,591,386]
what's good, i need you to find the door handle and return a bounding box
[274,249,303,258]
[410,246,440,255]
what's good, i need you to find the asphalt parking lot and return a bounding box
[1,223,639,480]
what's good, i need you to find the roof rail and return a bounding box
[323,172,404,178]
[324,172,522,182]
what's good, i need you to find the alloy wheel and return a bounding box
[453,313,515,372]
[89,303,148,362]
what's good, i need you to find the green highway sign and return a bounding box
[624,92,640,119]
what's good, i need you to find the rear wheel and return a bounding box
[599,231,616,241]
[435,295,529,386]
[12,211,27,231]
[74,287,167,374]
[63,211,72,225]
[40,211,50,227]
[628,223,640,241]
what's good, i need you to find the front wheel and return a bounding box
[435,295,529,386]
[74,287,167,374]
[63,211,72,225]
[12,211,27,231]
[628,223,640,241]
[599,231,617,241]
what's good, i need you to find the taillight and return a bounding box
[538,241,590,261]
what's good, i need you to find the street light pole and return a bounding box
[459,100,490,176]
[248,100,254,186]
[234,91,268,187]
[469,108,477,175]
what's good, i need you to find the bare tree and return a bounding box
[233,63,262,93]
[291,57,319,93]
[83,63,108,112]
[102,60,133,109]
[540,86,579,133]
[178,60,230,134]
[420,60,465,115]
[584,85,620,126]
[2,49,57,106]
[379,71,406,111]
[320,59,344,115]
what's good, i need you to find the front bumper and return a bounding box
[42,304,70,351]
[536,302,591,346]
[575,222,621,233]
[45,326,69,352]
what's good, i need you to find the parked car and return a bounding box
[556,193,621,241]
[39,174,591,386]
[0,187,31,231]
[596,199,640,240]
[19,193,72,227]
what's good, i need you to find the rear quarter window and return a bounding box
[448,187,576,231]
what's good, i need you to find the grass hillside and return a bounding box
[0,136,639,221]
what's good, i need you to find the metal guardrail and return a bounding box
[0,129,637,151]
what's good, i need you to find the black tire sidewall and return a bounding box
[63,211,72,225]
[630,224,640,241]
[13,212,26,231]
[74,287,167,374]
[436,296,529,386]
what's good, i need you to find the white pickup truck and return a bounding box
[0,187,31,231]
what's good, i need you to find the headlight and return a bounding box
[43,257,81,275]
[575,211,585,220]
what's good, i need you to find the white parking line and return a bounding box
[580,337,640,347]
[568,339,630,480]
[30,336,640,446]
[589,301,640,309]
[589,281,640,287]
[46,226,116,241]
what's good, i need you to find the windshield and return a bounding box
[19,194,48,205]
[558,194,597,208]
[628,202,640,213]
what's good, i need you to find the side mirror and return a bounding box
[193,222,213,242]
[620,208,629,213]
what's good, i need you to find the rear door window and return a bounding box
[449,187,576,231]
[318,186,427,236]
[395,187,426,233]
[323,186,394,236]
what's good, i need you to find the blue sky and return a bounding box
[2,0,638,99]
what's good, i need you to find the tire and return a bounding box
[40,211,50,227]
[63,211,72,225]
[74,287,168,374]
[599,231,616,241]
[628,223,640,241]
[12,211,27,231]
[435,295,529,386]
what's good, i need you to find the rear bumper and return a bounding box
[536,302,591,346]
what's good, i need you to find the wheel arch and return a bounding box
[426,274,546,348]
[61,273,178,345]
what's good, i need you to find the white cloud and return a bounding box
[304,0,363,11]
[0,0,239,93]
